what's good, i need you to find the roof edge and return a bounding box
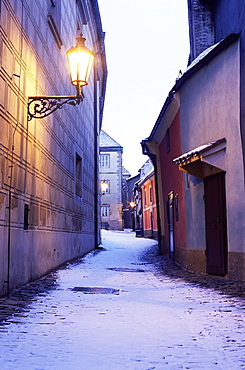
[142,33,239,149]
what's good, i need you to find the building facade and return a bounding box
[121,166,131,229]
[124,173,140,230]
[138,170,157,239]
[0,0,107,296]
[99,130,123,230]
[142,0,245,280]
[133,160,154,238]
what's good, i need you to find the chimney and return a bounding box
[187,0,215,64]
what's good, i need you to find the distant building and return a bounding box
[131,160,155,238]
[122,166,131,228]
[99,131,128,230]
[138,169,157,239]
[125,173,140,230]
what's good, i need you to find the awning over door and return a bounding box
[173,138,226,179]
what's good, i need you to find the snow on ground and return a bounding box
[0,230,244,369]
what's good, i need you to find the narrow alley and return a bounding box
[0,230,245,370]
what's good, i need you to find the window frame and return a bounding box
[75,152,83,198]
[100,154,110,168]
[101,205,110,217]
[48,0,63,49]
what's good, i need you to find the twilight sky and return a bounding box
[98,0,190,176]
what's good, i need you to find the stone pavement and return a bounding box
[141,244,245,301]
[0,230,244,369]
[0,245,244,323]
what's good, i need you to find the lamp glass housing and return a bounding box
[66,34,94,89]
[101,180,108,193]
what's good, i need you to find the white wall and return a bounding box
[180,40,245,253]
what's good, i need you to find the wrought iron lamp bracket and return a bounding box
[27,95,83,121]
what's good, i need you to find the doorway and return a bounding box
[204,172,228,276]
[150,211,153,238]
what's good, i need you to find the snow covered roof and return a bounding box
[173,33,239,93]
[173,138,226,164]
[138,168,154,186]
[143,34,239,146]
[100,130,122,148]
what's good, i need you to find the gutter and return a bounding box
[173,32,240,93]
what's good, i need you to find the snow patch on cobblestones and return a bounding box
[0,230,244,369]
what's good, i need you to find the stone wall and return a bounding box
[187,0,214,63]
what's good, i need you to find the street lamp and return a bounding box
[28,34,94,121]
[100,180,108,195]
[129,201,135,208]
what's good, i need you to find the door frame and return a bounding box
[204,172,228,276]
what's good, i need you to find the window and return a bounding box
[100,154,110,167]
[76,0,89,26]
[48,0,63,49]
[149,186,153,203]
[76,153,82,197]
[101,205,109,217]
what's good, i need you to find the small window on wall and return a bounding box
[101,205,109,217]
[149,186,153,203]
[76,153,82,197]
[100,154,110,168]
[48,0,63,49]
[76,0,89,26]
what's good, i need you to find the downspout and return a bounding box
[150,154,162,255]
[93,60,99,248]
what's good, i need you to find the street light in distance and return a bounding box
[100,180,108,195]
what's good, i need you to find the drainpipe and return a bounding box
[93,60,99,248]
[6,186,12,297]
[150,154,162,255]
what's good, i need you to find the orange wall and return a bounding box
[141,175,157,235]
[159,110,187,250]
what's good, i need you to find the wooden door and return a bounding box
[204,173,228,275]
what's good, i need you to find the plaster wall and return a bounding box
[141,176,157,238]
[180,40,245,254]
[0,0,106,295]
[158,110,187,254]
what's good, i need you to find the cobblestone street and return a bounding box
[0,230,245,369]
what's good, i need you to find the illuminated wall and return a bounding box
[0,0,107,296]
